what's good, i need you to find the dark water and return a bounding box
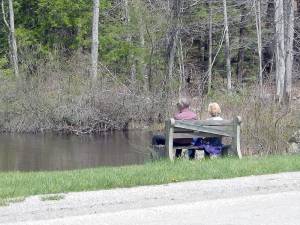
[0,131,152,172]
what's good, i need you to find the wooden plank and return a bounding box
[235,116,242,159]
[192,132,224,138]
[232,116,242,159]
[165,119,175,160]
[172,146,205,150]
[174,124,233,133]
[173,122,233,137]
[173,126,233,135]
[174,119,234,127]
[174,121,234,136]
[174,133,200,139]
[173,132,222,139]
[173,128,195,133]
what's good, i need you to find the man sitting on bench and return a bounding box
[152,97,197,157]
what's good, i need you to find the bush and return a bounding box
[0,52,166,133]
[201,87,300,155]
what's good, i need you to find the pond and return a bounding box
[0,131,152,172]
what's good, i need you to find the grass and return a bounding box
[40,194,65,201]
[0,197,25,206]
[0,155,300,203]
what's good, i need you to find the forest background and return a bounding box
[1,0,300,155]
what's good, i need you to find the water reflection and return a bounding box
[0,131,151,172]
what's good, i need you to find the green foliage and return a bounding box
[195,5,208,20]
[100,24,132,63]
[0,57,13,76]
[5,0,111,55]
[0,0,157,77]
[14,0,93,51]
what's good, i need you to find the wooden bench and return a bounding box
[165,116,242,160]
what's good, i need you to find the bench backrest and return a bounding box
[173,118,238,137]
[165,116,242,160]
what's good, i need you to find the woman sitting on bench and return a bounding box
[192,102,224,158]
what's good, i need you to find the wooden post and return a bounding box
[233,116,242,159]
[165,119,175,160]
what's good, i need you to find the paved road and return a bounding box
[4,191,300,225]
[1,172,300,225]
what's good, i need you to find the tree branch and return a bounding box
[1,0,10,30]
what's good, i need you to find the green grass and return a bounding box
[0,197,25,206]
[40,194,65,201]
[0,155,300,203]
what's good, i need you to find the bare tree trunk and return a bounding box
[284,0,295,103]
[7,0,19,77]
[222,0,232,92]
[139,16,147,92]
[178,38,185,95]
[124,0,129,32]
[166,28,178,95]
[236,3,247,85]
[124,0,136,83]
[263,0,275,77]
[207,0,213,94]
[165,32,178,117]
[165,0,180,111]
[91,0,99,81]
[274,0,285,102]
[2,0,11,64]
[145,25,153,92]
[254,0,263,95]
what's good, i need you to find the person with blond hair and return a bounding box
[192,102,224,158]
[207,102,222,120]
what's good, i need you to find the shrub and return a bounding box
[201,87,300,155]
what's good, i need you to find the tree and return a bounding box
[2,0,19,77]
[8,0,18,77]
[207,0,213,94]
[236,2,247,85]
[138,13,147,91]
[284,0,295,103]
[91,0,100,81]
[165,0,181,107]
[254,0,263,95]
[274,0,285,102]
[123,0,136,82]
[274,0,295,104]
[222,0,232,92]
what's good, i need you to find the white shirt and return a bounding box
[207,116,223,121]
